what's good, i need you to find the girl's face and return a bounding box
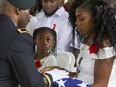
[75,7,95,36]
[35,31,55,52]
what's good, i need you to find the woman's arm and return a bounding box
[92,57,115,87]
[92,38,116,87]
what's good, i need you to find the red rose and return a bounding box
[89,40,100,54]
[35,60,41,68]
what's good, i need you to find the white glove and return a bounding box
[44,69,69,82]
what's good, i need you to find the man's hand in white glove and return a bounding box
[44,69,69,82]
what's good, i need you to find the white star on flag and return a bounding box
[55,79,67,87]
[77,82,88,87]
[53,77,91,87]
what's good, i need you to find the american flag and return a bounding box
[53,77,91,87]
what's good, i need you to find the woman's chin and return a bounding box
[78,32,85,36]
[78,31,88,36]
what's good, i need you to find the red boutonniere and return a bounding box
[53,24,56,30]
[89,40,100,54]
[35,60,41,68]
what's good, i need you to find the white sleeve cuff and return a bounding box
[97,47,116,59]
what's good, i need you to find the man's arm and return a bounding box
[9,32,52,87]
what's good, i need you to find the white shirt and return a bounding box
[38,55,57,71]
[26,7,73,52]
[76,43,116,87]
[26,15,38,35]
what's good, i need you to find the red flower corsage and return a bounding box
[53,24,56,30]
[35,60,41,68]
[89,40,100,54]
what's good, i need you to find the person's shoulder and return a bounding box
[29,15,38,21]
[35,10,45,19]
[16,28,33,45]
[58,7,67,13]
[60,7,69,15]
[56,7,69,17]
[47,55,56,59]
[45,55,57,62]
[17,28,30,34]
[27,15,38,26]
[17,28,32,37]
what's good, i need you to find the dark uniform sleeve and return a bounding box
[8,29,52,87]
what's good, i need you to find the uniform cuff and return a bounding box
[42,73,53,87]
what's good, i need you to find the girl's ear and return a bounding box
[52,41,56,48]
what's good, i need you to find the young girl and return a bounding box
[69,0,116,86]
[33,27,57,71]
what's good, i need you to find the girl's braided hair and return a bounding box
[33,27,57,56]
